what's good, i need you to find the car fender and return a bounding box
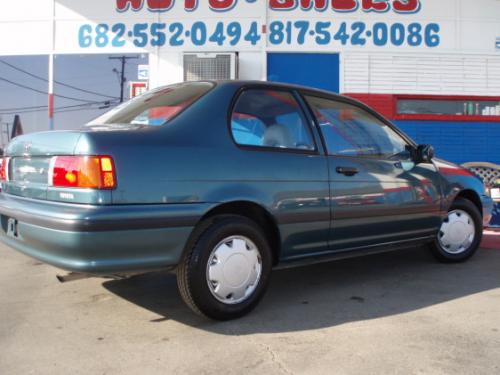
[433,158,488,215]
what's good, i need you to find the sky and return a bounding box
[0,53,148,147]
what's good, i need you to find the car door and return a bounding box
[229,88,330,260]
[303,94,442,251]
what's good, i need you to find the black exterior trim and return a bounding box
[276,235,435,270]
[0,206,200,232]
[274,210,330,225]
[0,195,202,232]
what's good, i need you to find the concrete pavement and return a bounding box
[0,241,499,375]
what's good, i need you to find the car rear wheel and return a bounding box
[429,197,483,263]
[177,215,272,320]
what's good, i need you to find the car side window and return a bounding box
[305,95,410,159]
[231,90,315,151]
[231,113,266,147]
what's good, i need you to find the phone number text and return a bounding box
[78,21,440,49]
[78,21,262,48]
[269,21,440,47]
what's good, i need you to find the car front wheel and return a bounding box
[429,197,483,263]
[177,215,272,320]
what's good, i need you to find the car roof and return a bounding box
[207,80,377,112]
[212,80,344,98]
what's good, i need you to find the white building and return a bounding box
[0,0,499,164]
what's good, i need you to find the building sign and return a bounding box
[77,19,263,50]
[129,81,149,98]
[116,0,250,12]
[70,0,441,51]
[268,0,421,13]
[115,0,422,13]
[137,64,149,80]
[1,0,499,55]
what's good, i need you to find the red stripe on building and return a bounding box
[48,93,54,119]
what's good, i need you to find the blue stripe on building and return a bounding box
[395,120,500,165]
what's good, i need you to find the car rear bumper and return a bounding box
[0,194,211,275]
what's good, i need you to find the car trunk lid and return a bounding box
[6,131,83,157]
[1,131,111,204]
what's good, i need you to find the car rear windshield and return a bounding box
[87,82,214,127]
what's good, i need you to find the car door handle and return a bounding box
[336,166,359,176]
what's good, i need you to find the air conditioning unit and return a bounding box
[183,53,238,81]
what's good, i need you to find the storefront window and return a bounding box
[397,98,500,117]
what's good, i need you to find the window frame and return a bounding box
[299,90,416,160]
[227,85,320,155]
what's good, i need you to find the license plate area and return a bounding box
[1,215,19,238]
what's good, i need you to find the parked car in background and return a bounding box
[0,81,494,320]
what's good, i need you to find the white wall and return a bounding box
[2,0,500,95]
[238,52,265,81]
[0,0,53,56]
[343,52,500,95]
[3,1,499,54]
[149,52,183,87]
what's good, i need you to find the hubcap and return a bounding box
[438,209,475,254]
[206,236,262,305]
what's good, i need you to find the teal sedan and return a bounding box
[0,81,494,320]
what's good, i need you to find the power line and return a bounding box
[0,59,119,100]
[0,99,115,113]
[0,101,117,115]
[0,76,105,103]
[0,104,48,112]
[54,105,118,114]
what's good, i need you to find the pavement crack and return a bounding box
[259,343,294,375]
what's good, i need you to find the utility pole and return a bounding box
[109,55,139,103]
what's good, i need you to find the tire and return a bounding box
[429,197,483,263]
[177,215,273,320]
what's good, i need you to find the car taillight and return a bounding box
[51,156,116,189]
[0,157,9,181]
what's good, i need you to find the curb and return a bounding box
[481,230,500,250]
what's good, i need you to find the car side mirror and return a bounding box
[415,144,435,163]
